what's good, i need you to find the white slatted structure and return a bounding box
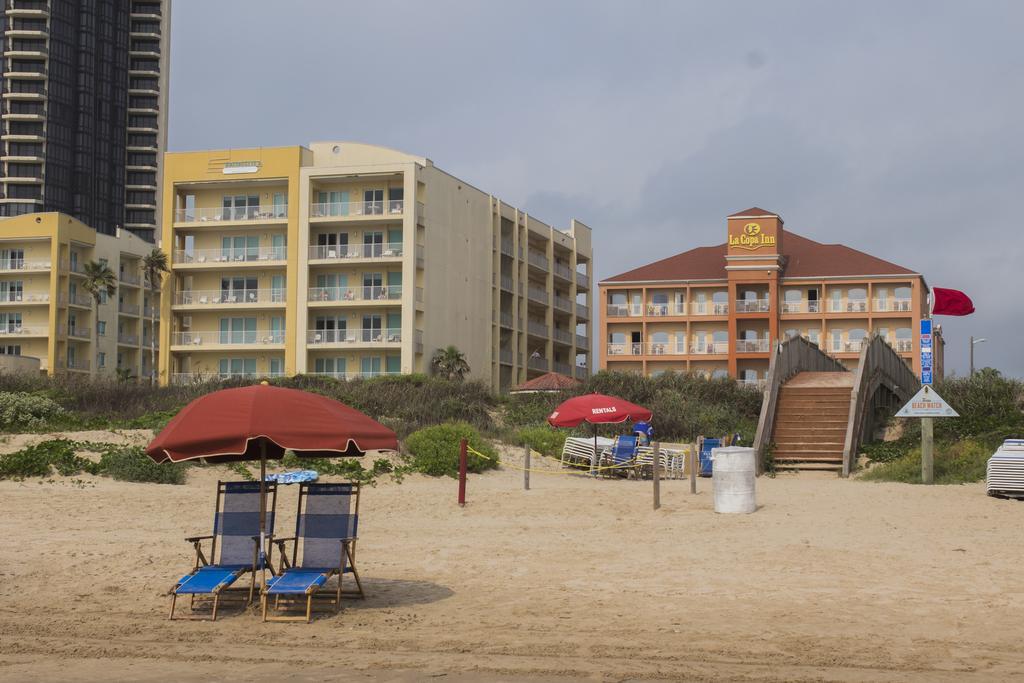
[986,439,1024,497]
[560,436,614,469]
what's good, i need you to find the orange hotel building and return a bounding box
[598,208,943,385]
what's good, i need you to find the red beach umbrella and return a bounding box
[548,393,653,473]
[146,383,398,586]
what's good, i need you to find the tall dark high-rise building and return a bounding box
[0,0,170,241]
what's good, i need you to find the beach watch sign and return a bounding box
[896,385,959,418]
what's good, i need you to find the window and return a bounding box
[222,195,260,220]
[385,355,401,374]
[362,315,382,342]
[360,356,382,376]
[314,357,345,375]
[363,272,383,299]
[219,317,256,344]
[97,352,106,368]
[1,345,22,355]
[0,281,24,302]
[218,358,257,377]
[97,321,107,336]
[269,357,284,375]
[363,231,384,257]
[364,189,384,215]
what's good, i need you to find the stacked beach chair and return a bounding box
[986,439,1024,498]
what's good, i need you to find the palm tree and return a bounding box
[142,248,169,385]
[430,345,470,381]
[81,260,117,375]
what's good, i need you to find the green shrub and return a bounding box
[0,392,65,432]
[514,426,566,457]
[226,462,255,481]
[280,452,377,484]
[404,422,498,477]
[859,438,991,484]
[504,393,560,427]
[98,446,186,484]
[861,438,915,464]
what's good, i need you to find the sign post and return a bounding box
[896,384,959,484]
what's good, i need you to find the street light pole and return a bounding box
[970,336,987,376]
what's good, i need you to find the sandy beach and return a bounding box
[1,432,1023,682]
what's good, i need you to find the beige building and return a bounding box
[159,142,593,390]
[0,212,160,377]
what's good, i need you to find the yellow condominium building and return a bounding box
[159,143,593,390]
[0,213,160,378]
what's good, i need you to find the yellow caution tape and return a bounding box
[465,445,643,476]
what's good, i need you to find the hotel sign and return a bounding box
[920,319,933,385]
[728,222,777,250]
[223,161,262,175]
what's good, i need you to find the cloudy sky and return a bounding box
[169,1,1022,377]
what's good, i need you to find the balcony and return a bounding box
[553,262,572,281]
[893,339,913,352]
[174,205,288,223]
[310,200,403,219]
[527,321,548,338]
[173,289,286,307]
[528,356,549,371]
[735,299,770,313]
[607,343,643,356]
[0,292,48,304]
[118,333,139,346]
[644,302,686,317]
[499,276,513,293]
[575,365,588,380]
[552,328,572,344]
[308,370,402,381]
[118,302,140,316]
[575,271,589,289]
[0,258,49,271]
[553,361,572,376]
[736,339,771,353]
[119,271,141,286]
[645,341,687,356]
[827,339,869,353]
[575,334,588,348]
[143,305,160,319]
[66,292,92,307]
[500,312,513,328]
[0,324,47,337]
[306,328,401,345]
[575,303,589,319]
[527,250,548,271]
[781,300,821,314]
[606,303,641,318]
[170,372,286,385]
[307,243,402,261]
[527,286,548,304]
[499,349,513,365]
[827,300,869,313]
[175,247,287,265]
[689,302,729,315]
[553,295,572,313]
[307,285,402,304]
[172,330,286,348]
[689,341,729,355]
[874,298,912,313]
[739,378,767,390]
[63,358,91,372]
[500,238,513,257]
[67,326,91,340]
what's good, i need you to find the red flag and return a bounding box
[931,287,975,316]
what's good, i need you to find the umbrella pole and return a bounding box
[259,440,267,605]
[592,423,597,476]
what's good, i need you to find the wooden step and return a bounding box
[780,388,852,396]
[774,462,843,472]
[774,429,847,440]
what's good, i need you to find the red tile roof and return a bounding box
[511,372,581,393]
[727,207,778,218]
[602,232,917,283]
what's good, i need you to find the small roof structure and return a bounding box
[510,372,581,394]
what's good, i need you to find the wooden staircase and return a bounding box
[771,372,854,473]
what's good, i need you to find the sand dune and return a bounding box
[1,433,1023,682]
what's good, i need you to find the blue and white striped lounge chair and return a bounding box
[263,481,363,623]
[168,480,277,621]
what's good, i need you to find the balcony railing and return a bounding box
[688,302,730,315]
[735,299,770,313]
[553,263,572,280]
[176,247,287,264]
[500,238,514,257]
[308,370,402,381]
[575,334,588,348]
[0,325,48,336]
[781,300,821,314]
[306,328,401,345]
[500,312,513,328]
[575,271,588,288]
[689,341,730,354]
[645,341,687,356]
[527,286,548,304]
[0,292,48,303]
[170,372,287,385]
[119,271,141,285]
[307,285,402,303]
[118,302,140,315]
[310,200,403,218]
[827,300,869,313]
[644,302,686,316]
[527,250,548,270]
[307,243,403,260]
[607,343,643,356]
[874,298,912,312]
[552,328,572,344]
[499,349,513,365]
[118,333,139,345]
[143,305,160,319]
[827,339,869,353]
[0,258,50,271]
[175,206,288,223]
[736,339,771,353]
[739,378,767,390]
[499,276,513,293]
[528,356,549,371]
[174,289,287,305]
[63,358,91,371]
[575,303,589,319]
[527,321,548,337]
[67,326,91,339]
[893,339,913,352]
[553,295,572,312]
[173,331,286,346]
[553,361,572,375]
[67,292,92,307]
[575,366,588,380]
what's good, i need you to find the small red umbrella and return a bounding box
[146,383,398,586]
[548,393,653,473]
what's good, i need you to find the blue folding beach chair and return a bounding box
[699,437,720,477]
[263,481,363,623]
[601,435,638,477]
[168,480,277,621]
